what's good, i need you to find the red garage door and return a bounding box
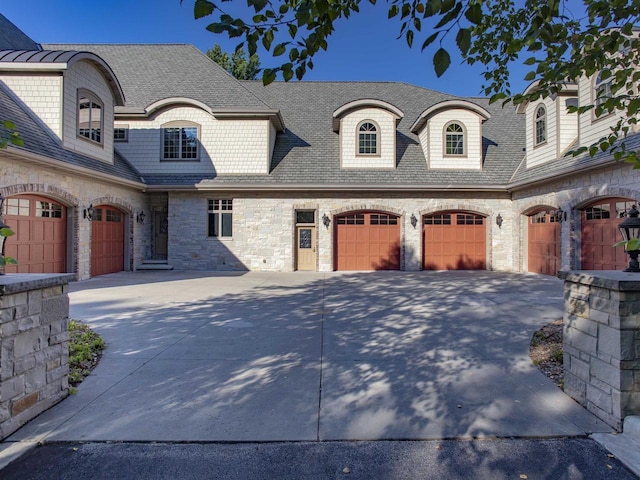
[334,212,400,270]
[91,205,125,276]
[2,195,67,273]
[581,198,636,270]
[528,209,560,276]
[423,212,486,270]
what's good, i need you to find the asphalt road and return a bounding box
[2,438,637,479]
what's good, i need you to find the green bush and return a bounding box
[68,320,105,387]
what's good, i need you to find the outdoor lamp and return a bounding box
[410,213,418,228]
[83,204,95,221]
[322,213,331,228]
[617,204,640,272]
[557,207,567,222]
[496,213,503,229]
[137,211,146,224]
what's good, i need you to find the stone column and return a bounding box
[559,271,640,430]
[0,273,74,439]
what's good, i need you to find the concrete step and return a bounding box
[140,259,170,264]
[624,416,640,438]
[591,416,640,477]
[136,263,173,271]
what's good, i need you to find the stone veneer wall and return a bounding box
[0,273,74,440]
[560,271,640,430]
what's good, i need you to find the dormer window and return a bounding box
[444,122,465,156]
[357,121,379,155]
[77,89,103,145]
[534,105,547,146]
[161,121,200,161]
[594,71,612,111]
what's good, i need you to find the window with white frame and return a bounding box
[208,199,233,237]
[594,71,613,111]
[534,105,547,146]
[77,89,103,144]
[444,122,465,156]
[114,126,129,142]
[162,122,199,160]
[357,121,379,155]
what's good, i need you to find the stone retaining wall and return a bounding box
[560,271,640,429]
[0,274,74,440]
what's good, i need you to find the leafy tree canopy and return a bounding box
[206,43,261,79]
[0,120,23,149]
[185,0,640,167]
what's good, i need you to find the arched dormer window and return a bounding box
[357,121,379,155]
[444,121,465,156]
[77,89,103,145]
[594,71,613,115]
[534,105,547,146]
[161,120,200,161]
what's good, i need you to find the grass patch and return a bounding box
[69,320,105,387]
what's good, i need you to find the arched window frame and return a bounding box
[534,104,547,146]
[443,121,466,157]
[160,120,201,161]
[77,89,103,146]
[356,120,380,156]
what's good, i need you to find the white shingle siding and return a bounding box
[0,74,63,139]
[425,109,482,170]
[577,75,620,148]
[557,95,578,154]
[340,108,396,169]
[62,60,114,164]
[115,107,271,175]
[526,97,557,168]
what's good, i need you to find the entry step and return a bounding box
[137,260,173,271]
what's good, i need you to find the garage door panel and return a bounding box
[423,213,486,270]
[91,205,125,276]
[335,212,400,271]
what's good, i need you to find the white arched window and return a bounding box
[357,121,379,155]
[534,105,547,146]
[594,71,612,109]
[444,122,465,156]
[77,89,103,144]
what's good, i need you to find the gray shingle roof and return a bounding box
[0,14,40,51]
[43,43,271,111]
[0,84,144,184]
[144,81,525,188]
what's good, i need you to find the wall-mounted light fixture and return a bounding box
[136,211,146,224]
[618,204,640,272]
[83,204,95,221]
[322,213,331,228]
[496,213,503,229]
[556,207,567,222]
[410,213,418,228]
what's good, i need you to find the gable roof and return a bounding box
[0,14,40,51]
[0,84,144,186]
[43,43,272,112]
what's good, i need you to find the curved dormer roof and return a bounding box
[410,99,491,134]
[515,80,579,114]
[0,49,125,106]
[332,98,404,132]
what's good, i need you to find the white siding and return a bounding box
[557,95,578,154]
[115,107,271,175]
[427,109,482,170]
[525,97,557,168]
[340,108,396,169]
[62,60,114,164]
[577,74,620,147]
[0,74,63,139]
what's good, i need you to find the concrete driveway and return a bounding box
[8,271,611,443]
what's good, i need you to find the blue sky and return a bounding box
[3,1,536,97]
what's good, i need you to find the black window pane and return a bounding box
[208,213,219,237]
[296,211,315,224]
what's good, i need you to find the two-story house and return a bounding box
[0,14,638,279]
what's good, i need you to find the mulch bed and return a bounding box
[529,319,564,389]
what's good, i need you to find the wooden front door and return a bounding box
[296,226,316,270]
[91,205,125,276]
[153,211,168,259]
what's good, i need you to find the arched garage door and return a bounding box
[334,212,400,270]
[423,212,486,270]
[91,205,125,276]
[581,198,636,270]
[528,209,560,276]
[2,194,67,273]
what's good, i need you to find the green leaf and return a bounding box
[456,28,471,55]
[523,71,536,81]
[273,43,287,56]
[262,69,277,85]
[1,120,16,130]
[433,48,451,77]
[421,32,438,51]
[0,227,14,237]
[406,29,414,48]
[193,0,215,19]
[464,3,482,25]
[388,4,399,18]
[288,24,298,38]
